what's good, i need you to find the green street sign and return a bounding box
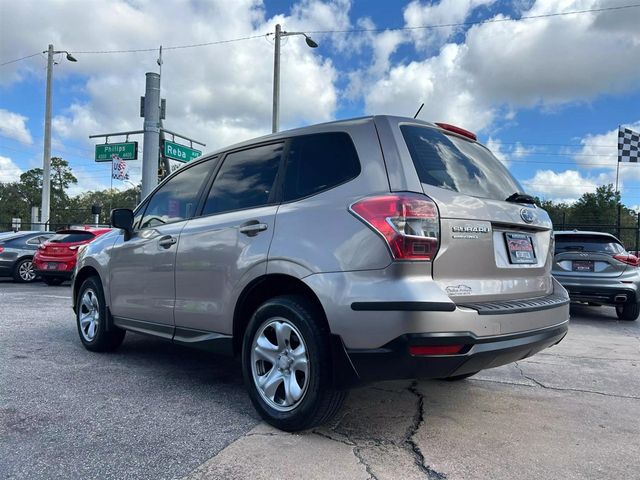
[95,142,138,162]
[163,140,202,163]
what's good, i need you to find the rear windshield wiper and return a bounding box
[505,192,536,204]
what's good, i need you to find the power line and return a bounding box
[305,3,640,34]
[0,52,41,67]
[2,3,639,65]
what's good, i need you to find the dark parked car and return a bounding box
[34,227,111,285]
[0,231,55,282]
[552,231,640,320]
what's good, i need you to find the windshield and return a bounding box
[400,125,523,201]
[555,235,625,255]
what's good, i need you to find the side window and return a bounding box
[283,132,361,202]
[26,236,42,245]
[140,159,213,229]
[202,143,283,216]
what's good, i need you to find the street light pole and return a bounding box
[271,25,318,133]
[41,44,54,231]
[40,45,77,231]
[272,24,281,134]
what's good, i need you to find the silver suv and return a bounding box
[72,116,569,431]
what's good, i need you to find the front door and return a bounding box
[109,158,216,336]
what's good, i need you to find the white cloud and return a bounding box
[403,0,496,50]
[0,109,33,144]
[357,0,640,133]
[0,155,23,182]
[2,0,347,161]
[523,169,613,201]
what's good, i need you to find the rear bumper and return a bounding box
[345,321,568,382]
[34,269,73,280]
[555,279,638,305]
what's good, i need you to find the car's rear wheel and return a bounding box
[615,303,639,321]
[242,295,347,431]
[43,276,64,286]
[76,276,125,351]
[13,257,36,283]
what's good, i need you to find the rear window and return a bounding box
[555,235,625,255]
[283,132,361,202]
[50,232,95,243]
[400,125,522,201]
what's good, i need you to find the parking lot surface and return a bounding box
[2,280,639,479]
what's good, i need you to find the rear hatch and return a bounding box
[399,123,553,303]
[553,233,630,278]
[40,230,96,258]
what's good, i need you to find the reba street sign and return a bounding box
[95,142,138,162]
[163,140,202,163]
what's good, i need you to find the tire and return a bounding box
[242,295,347,432]
[43,276,64,286]
[13,257,36,283]
[616,303,639,321]
[76,276,126,352]
[440,371,479,381]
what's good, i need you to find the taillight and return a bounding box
[350,193,440,260]
[0,246,4,253]
[613,253,639,267]
[435,122,477,141]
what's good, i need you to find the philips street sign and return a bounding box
[95,142,138,162]
[164,140,202,163]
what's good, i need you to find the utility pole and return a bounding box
[41,44,54,230]
[141,72,161,199]
[272,24,281,134]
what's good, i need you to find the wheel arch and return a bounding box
[73,265,102,312]
[232,273,330,355]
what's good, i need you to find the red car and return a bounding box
[34,227,111,285]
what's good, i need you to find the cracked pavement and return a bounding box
[186,303,639,480]
[2,281,638,479]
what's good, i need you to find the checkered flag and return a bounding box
[618,126,640,163]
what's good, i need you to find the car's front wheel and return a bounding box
[242,295,347,431]
[76,277,125,351]
[13,257,36,283]
[616,302,639,321]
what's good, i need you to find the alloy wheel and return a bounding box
[19,260,35,282]
[250,318,310,412]
[79,288,100,341]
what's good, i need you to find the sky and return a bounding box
[0,0,639,209]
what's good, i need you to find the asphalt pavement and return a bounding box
[1,279,639,479]
[0,279,259,480]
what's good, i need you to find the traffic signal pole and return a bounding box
[141,72,161,199]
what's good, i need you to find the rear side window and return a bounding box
[202,143,283,216]
[50,232,95,243]
[140,159,213,228]
[555,235,625,255]
[283,132,360,202]
[400,125,522,201]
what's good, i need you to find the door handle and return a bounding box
[158,235,177,248]
[239,221,268,237]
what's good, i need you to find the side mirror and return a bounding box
[111,208,134,240]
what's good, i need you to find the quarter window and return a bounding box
[140,159,213,229]
[202,143,283,216]
[282,132,361,202]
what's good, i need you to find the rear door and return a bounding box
[553,234,629,278]
[383,119,554,303]
[174,143,283,335]
[109,159,215,332]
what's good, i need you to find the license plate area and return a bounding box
[504,232,536,264]
[47,262,59,270]
[572,260,594,272]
